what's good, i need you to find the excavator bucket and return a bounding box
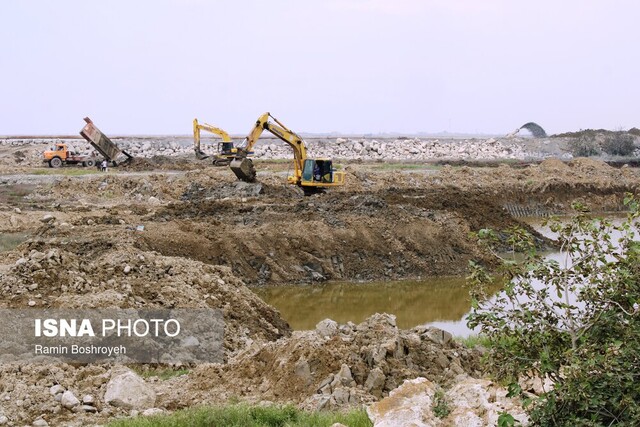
[212,156,232,166]
[230,158,257,183]
[194,149,209,160]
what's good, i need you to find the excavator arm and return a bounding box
[231,113,307,183]
[232,113,308,183]
[193,118,232,160]
[230,112,345,191]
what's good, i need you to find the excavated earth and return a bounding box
[1,142,640,425]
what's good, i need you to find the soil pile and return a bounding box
[157,314,482,411]
[1,231,290,356]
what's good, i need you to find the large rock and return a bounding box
[49,385,65,396]
[446,377,529,426]
[367,376,529,427]
[367,377,437,427]
[60,391,80,409]
[423,327,452,346]
[315,319,339,338]
[104,369,156,410]
[40,214,55,223]
[364,367,386,397]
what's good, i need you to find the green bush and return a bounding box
[567,135,600,157]
[432,390,451,418]
[601,133,636,156]
[467,196,640,425]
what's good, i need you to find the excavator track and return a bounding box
[230,158,257,182]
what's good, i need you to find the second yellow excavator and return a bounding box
[229,113,345,192]
[193,118,238,165]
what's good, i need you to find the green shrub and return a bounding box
[467,196,640,425]
[567,135,600,157]
[601,133,635,156]
[432,390,451,418]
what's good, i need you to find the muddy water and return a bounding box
[256,277,502,336]
[0,233,29,252]
[258,216,629,336]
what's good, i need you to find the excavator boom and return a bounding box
[231,112,306,183]
[230,112,345,191]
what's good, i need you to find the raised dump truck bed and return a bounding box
[79,117,132,164]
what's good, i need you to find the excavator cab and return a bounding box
[302,159,334,184]
[220,142,235,155]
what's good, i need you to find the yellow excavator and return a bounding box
[193,118,239,166]
[229,112,346,192]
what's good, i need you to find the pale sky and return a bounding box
[1,0,638,135]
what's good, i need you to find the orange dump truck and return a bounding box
[43,117,133,168]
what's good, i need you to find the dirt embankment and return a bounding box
[132,159,639,284]
[1,156,639,424]
[2,158,639,286]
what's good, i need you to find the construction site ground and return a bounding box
[1,143,639,425]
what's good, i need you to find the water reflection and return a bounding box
[258,215,630,336]
[255,277,503,335]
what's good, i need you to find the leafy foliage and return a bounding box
[467,195,640,426]
[432,389,451,418]
[601,133,636,156]
[567,135,600,157]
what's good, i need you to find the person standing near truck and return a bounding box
[101,160,108,172]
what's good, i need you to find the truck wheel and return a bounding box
[85,159,95,167]
[49,157,62,168]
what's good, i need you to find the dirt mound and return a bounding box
[119,155,201,171]
[569,157,615,174]
[161,314,482,410]
[138,196,501,285]
[2,232,291,356]
[539,158,570,172]
[8,159,640,286]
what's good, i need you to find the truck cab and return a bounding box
[43,143,97,168]
[43,143,70,167]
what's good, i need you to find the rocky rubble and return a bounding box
[0,135,580,170]
[367,376,529,427]
[4,131,640,172]
[0,364,170,425]
[0,312,483,425]
[1,236,291,357]
[167,313,482,412]
[257,137,534,162]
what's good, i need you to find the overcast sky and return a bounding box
[1,0,638,135]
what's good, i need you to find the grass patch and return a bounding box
[107,404,372,427]
[455,334,491,349]
[29,168,102,176]
[0,184,36,204]
[0,233,29,252]
[432,390,451,419]
[130,367,190,380]
[366,163,434,171]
